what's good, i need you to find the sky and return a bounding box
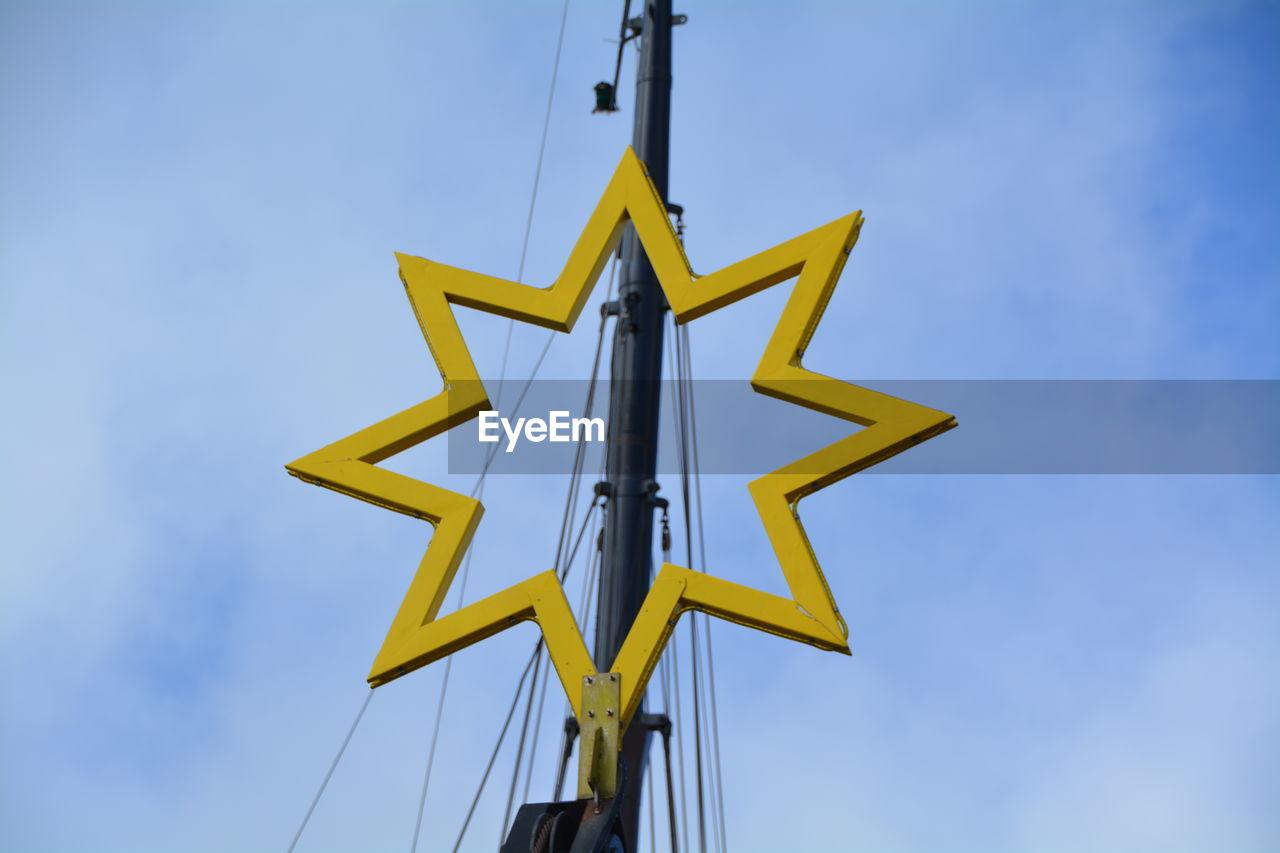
[1,1,1278,852]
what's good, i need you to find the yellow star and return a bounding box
[286,149,956,726]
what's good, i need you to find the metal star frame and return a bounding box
[287,148,956,728]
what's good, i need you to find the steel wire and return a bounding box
[411,1,573,843]
[286,689,375,852]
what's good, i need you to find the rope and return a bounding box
[689,620,707,852]
[469,494,604,846]
[647,754,657,853]
[442,242,578,847]
[499,495,601,838]
[524,251,618,809]
[663,319,693,852]
[673,325,708,852]
[500,254,615,832]
[660,499,691,850]
[660,713,681,853]
[703,619,727,853]
[665,308,730,852]
[286,689,375,852]
[408,473,491,853]
[495,0,573,405]
[520,643,555,805]
[665,557,689,850]
[451,644,542,853]
[554,282,614,570]
[411,2,574,842]
[500,646,546,848]
[471,268,613,841]
[408,414,517,852]
[410,657,451,853]
[554,527,602,801]
[682,326,729,852]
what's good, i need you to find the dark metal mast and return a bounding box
[597,1,674,848]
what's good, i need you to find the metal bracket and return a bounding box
[576,673,621,800]
[628,12,687,31]
[635,711,670,735]
[620,291,641,334]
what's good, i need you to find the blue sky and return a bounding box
[1,1,1277,851]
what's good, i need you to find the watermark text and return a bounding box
[478,410,605,453]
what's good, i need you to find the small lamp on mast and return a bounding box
[593,81,618,113]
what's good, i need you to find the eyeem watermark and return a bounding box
[478,410,606,453]
[452,381,1280,474]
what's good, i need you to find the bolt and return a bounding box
[609,674,617,682]
[606,709,614,717]
[587,710,595,718]
[585,676,593,684]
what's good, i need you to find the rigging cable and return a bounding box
[500,642,547,849]
[409,332,559,852]
[286,689,376,853]
[554,511,603,801]
[671,322,707,852]
[668,309,729,852]
[498,492,602,840]
[464,495,601,850]
[550,249,620,803]
[451,643,543,853]
[647,758,657,853]
[661,715,682,853]
[471,266,613,844]
[660,532,688,853]
[515,491,603,809]
[409,1,576,843]
[500,254,616,836]
[495,0,573,401]
[658,467,690,853]
[682,325,729,852]
[553,439,609,804]
[664,315,693,851]
[520,256,617,804]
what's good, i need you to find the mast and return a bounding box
[596,0,674,848]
